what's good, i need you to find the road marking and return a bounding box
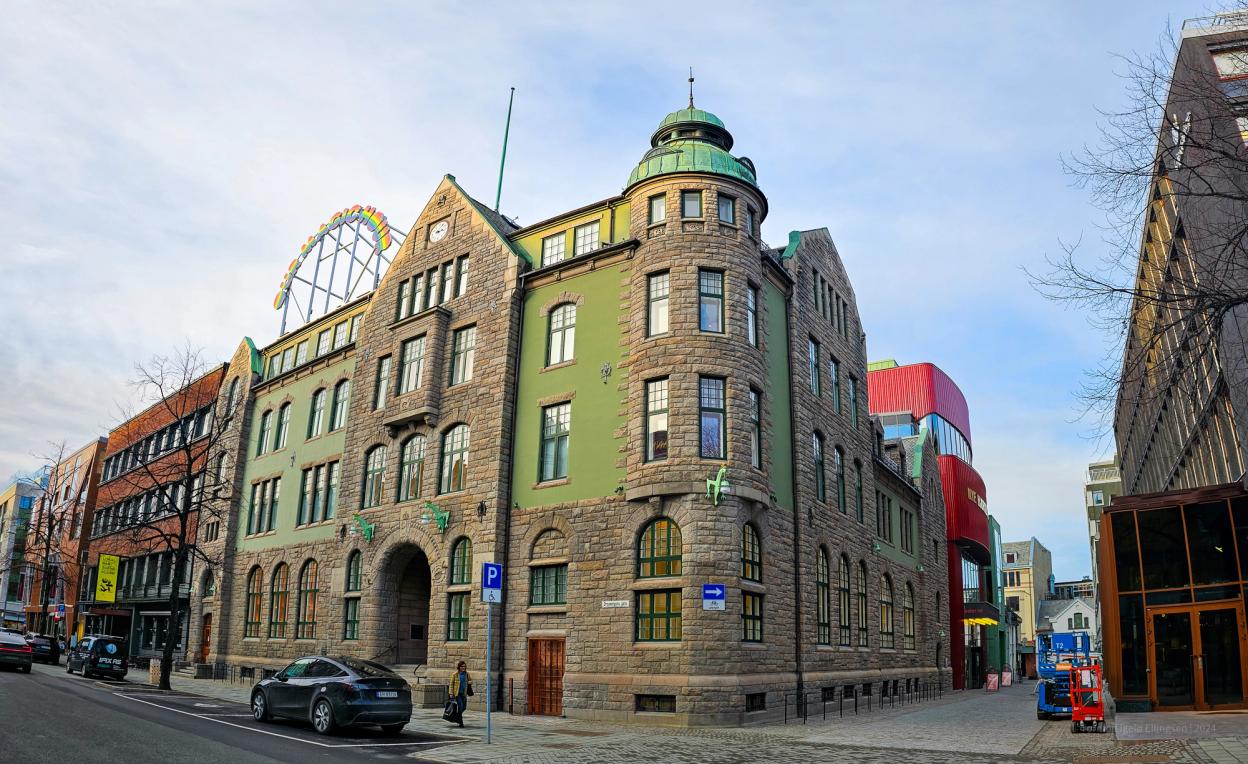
[113,692,459,748]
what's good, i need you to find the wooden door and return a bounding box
[199,613,212,664]
[527,639,565,716]
[1146,600,1248,711]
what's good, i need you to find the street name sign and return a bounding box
[482,562,503,603]
[702,583,726,611]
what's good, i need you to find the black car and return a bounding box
[65,635,128,679]
[25,633,60,664]
[0,632,32,672]
[251,656,411,735]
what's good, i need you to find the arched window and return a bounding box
[268,563,289,639]
[855,561,868,647]
[202,569,215,598]
[450,538,472,585]
[398,435,426,502]
[345,551,362,592]
[295,560,319,639]
[838,554,851,646]
[903,582,916,650]
[256,411,272,456]
[854,460,864,522]
[440,424,470,494]
[244,567,262,638]
[362,445,387,508]
[329,379,350,431]
[813,432,825,501]
[816,548,831,645]
[224,378,239,416]
[547,303,576,365]
[879,574,895,649]
[835,447,846,513]
[307,388,326,438]
[637,518,682,578]
[275,403,291,450]
[741,524,761,582]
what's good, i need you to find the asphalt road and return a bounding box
[0,661,462,763]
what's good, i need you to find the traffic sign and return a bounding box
[702,583,726,611]
[482,562,503,603]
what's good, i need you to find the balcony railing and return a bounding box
[1183,12,1248,32]
[107,582,191,603]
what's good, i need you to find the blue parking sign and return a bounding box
[482,562,503,603]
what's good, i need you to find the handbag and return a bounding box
[443,699,460,722]
[467,682,475,697]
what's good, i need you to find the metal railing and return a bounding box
[1183,12,1248,31]
[783,677,943,724]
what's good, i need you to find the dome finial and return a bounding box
[688,67,695,108]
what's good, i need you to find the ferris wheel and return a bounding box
[273,205,406,333]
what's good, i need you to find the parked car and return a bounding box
[25,633,60,664]
[251,656,412,736]
[65,635,128,680]
[0,631,32,673]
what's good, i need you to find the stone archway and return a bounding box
[382,544,432,666]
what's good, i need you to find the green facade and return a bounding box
[511,263,628,505]
[763,281,793,511]
[986,515,1007,671]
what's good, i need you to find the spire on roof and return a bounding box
[688,67,695,108]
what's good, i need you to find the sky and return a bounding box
[0,1,1218,579]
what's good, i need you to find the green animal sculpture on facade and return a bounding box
[351,512,375,542]
[422,501,450,534]
[706,467,731,506]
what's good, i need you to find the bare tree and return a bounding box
[20,442,82,636]
[1030,10,1248,437]
[94,344,240,690]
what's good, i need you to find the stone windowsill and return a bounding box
[539,359,577,374]
[526,605,567,615]
[532,477,571,491]
[631,578,684,591]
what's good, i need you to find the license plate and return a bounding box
[377,691,398,698]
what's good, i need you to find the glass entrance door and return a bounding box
[1199,608,1244,706]
[1152,611,1195,707]
[1148,603,1247,710]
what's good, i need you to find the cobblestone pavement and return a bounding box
[151,673,1212,763]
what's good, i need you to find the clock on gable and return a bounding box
[429,219,450,243]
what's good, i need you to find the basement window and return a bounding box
[746,693,766,712]
[635,694,675,713]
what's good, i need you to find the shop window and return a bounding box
[1185,501,1237,585]
[1137,507,1190,590]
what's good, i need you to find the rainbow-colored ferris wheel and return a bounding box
[273,204,406,333]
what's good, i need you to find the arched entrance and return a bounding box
[384,545,431,666]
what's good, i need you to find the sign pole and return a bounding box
[485,601,492,744]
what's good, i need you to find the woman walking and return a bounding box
[448,661,472,728]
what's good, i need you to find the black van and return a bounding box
[66,635,128,680]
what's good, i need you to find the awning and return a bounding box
[963,617,999,626]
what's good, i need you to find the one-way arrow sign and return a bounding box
[702,583,726,611]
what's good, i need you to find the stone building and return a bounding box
[192,102,950,725]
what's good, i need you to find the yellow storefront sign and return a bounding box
[95,554,119,603]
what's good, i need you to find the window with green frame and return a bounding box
[741,524,761,582]
[268,563,289,639]
[447,592,469,641]
[849,376,859,427]
[813,433,826,502]
[244,567,262,638]
[295,559,318,640]
[345,551,362,592]
[343,597,360,640]
[636,589,681,641]
[816,549,831,645]
[637,518,682,578]
[530,564,567,605]
[450,538,472,585]
[835,447,846,513]
[540,402,571,481]
[854,461,864,522]
[742,592,763,642]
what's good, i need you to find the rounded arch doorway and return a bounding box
[382,544,432,666]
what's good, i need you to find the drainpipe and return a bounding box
[785,282,805,708]
[497,270,526,713]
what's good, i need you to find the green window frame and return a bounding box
[647,272,670,336]
[449,326,476,386]
[268,563,288,639]
[698,376,726,459]
[855,461,864,522]
[325,461,338,520]
[399,336,425,394]
[903,582,915,650]
[530,564,567,605]
[835,447,846,513]
[346,551,363,592]
[440,424,470,494]
[398,435,426,502]
[638,518,682,578]
[838,555,852,647]
[297,467,313,526]
[374,356,391,409]
[829,358,841,413]
[880,575,895,649]
[748,388,762,469]
[396,279,411,321]
[808,339,820,395]
[343,597,360,641]
[307,388,325,438]
[540,403,571,482]
[746,285,758,346]
[856,561,868,647]
[636,589,682,642]
[256,411,272,456]
[644,378,669,462]
[274,403,290,450]
[329,379,349,431]
[362,445,386,509]
[698,269,724,333]
[295,559,318,640]
[742,592,763,642]
[849,375,859,427]
[813,433,826,502]
[741,524,761,582]
[816,549,831,645]
[244,567,262,638]
[450,537,472,585]
[447,593,469,641]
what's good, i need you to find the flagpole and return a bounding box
[494,87,516,213]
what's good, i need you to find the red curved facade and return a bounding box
[867,362,972,445]
[937,455,990,562]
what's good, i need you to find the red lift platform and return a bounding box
[1069,664,1107,733]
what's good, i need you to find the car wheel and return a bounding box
[311,699,336,735]
[65,663,73,674]
[251,691,270,722]
[380,723,405,736]
[20,665,31,674]
[82,667,93,680]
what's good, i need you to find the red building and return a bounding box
[868,361,996,689]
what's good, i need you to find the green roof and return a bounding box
[627,139,757,189]
[657,107,725,130]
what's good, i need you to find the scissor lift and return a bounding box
[1036,632,1092,719]
[1069,663,1107,733]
